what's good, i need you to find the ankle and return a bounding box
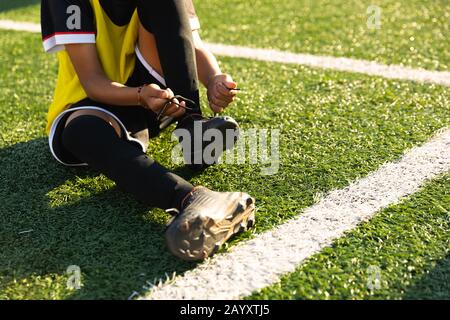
[179,186,205,209]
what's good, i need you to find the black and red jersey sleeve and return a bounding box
[185,0,200,30]
[41,0,96,53]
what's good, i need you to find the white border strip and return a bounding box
[49,106,146,166]
[43,33,96,53]
[135,45,167,86]
[143,128,450,300]
[1,19,449,86]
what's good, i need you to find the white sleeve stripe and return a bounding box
[43,34,96,53]
[189,17,201,30]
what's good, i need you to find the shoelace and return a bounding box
[156,95,197,121]
[157,87,242,122]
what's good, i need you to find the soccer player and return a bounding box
[40,0,256,261]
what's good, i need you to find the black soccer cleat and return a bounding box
[165,187,256,261]
[175,115,240,170]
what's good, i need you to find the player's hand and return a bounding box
[140,84,186,118]
[207,74,238,114]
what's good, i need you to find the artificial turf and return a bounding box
[0,0,40,23]
[250,174,450,300]
[0,27,448,299]
[0,0,448,70]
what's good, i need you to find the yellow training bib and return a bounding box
[45,0,139,134]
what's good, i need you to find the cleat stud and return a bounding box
[197,216,207,224]
[236,202,245,214]
[196,231,206,243]
[181,240,190,249]
[186,250,195,259]
[191,250,200,257]
[213,243,221,254]
[246,197,254,206]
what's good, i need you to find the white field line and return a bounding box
[1,20,449,86]
[206,43,450,86]
[143,128,450,300]
[0,19,40,33]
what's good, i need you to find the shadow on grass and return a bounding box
[0,138,199,299]
[403,253,450,300]
[0,0,39,13]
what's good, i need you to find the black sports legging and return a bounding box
[62,115,194,210]
[61,0,202,210]
[138,0,201,111]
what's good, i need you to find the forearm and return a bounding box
[84,74,139,106]
[65,43,178,115]
[83,75,183,118]
[65,43,139,107]
[191,31,237,113]
[194,39,222,87]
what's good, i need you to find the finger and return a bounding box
[144,97,164,113]
[148,83,161,90]
[147,84,171,100]
[221,95,237,108]
[215,92,234,104]
[210,96,230,108]
[209,101,224,114]
[163,103,180,117]
[162,97,182,117]
[217,82,238,97]
[154,87,173,100]
[166,88,175,99]
[213,105,225,114]
[222,75,237,90]
[208,92,231,108]
[159,89,172,100]
[171,102,186,119]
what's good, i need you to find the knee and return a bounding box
[61,115,82,152]
[61,115,113,152]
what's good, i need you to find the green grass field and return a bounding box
[0,1,449,300]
